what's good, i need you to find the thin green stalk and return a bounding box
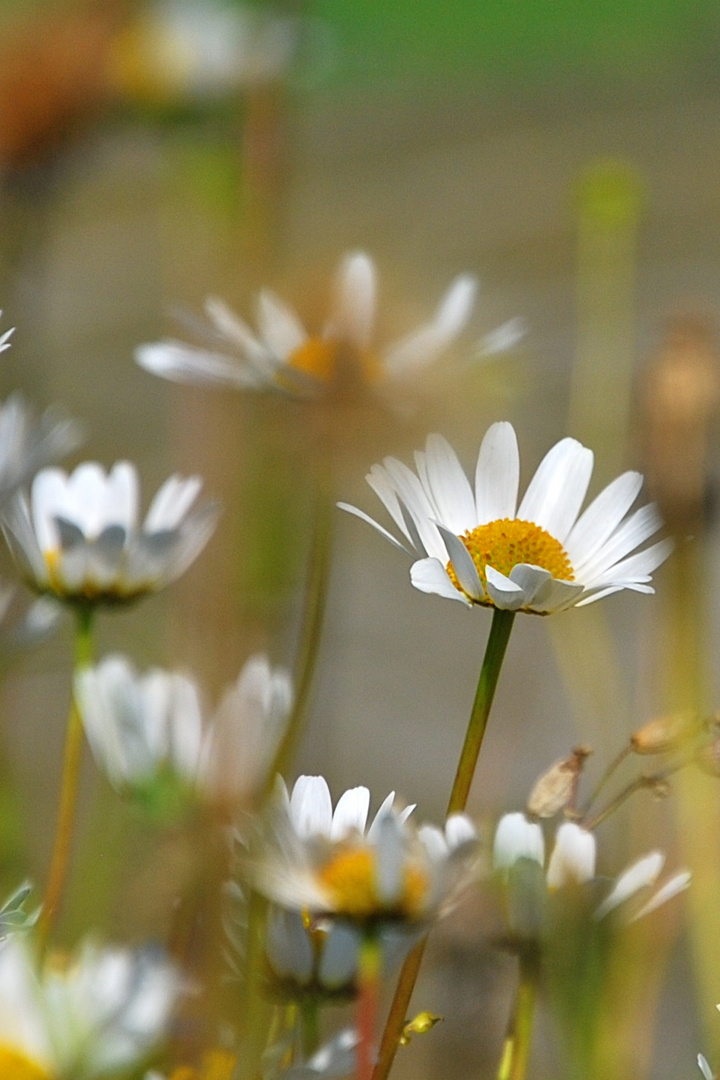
[269,475,335,784]
[300,998,321,1061]
[357,932,382,1080]
[496,950,539,1080]
[372,608,516,1080]
[38,606,94,950]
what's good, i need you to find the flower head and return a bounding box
[250,775,478,929]
[339,421,671,614]
[0,937,179,1079]
[135,252,477,401]
[493,812,690,940]
[76,653,292,812]
[2,462,218,607]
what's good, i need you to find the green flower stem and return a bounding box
[496,950,539,1080]
[372,607,516,1080]
[300,997,321,1061]
[38,606,94,950]
[357,931,382,1080]
[269,468,335,785]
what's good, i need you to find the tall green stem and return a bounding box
[372,608,516,1080]
[269,468,334,784]
[496,950,539,1080]
[38,606,94,950]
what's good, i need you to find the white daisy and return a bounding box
[76,653,293,807]
[0,395,79,507]
[339,421,672,615]
[135,252,477,399]
[2,461,218,606]
[0,937,179,1080]
[251,775,479,928]
[493,813,690,931]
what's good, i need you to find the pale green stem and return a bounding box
[269,471,334,784]
[496,951,539,1080]
[38,606,94,950]
[372,608,516,1080]
[300,998,321,1061]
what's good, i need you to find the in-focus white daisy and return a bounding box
[493,812,690,935]
[76,653,293,809]
[2,461,218,607]
[339,421,672,615]
[136,252,477,400]
[251,775,479,928]
[0,937,179,1080]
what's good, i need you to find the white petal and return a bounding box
[144,476,202,532]
[410,557,469,604]
[445,814,478,849]
[331,787,371,839]
[484,565,526,610]
[256,290,308,359]
[328,251,376,351]
[546,823,596,888]
[436,525,483,600]
[493,813,544,870]
[336,502,411,554]
[289,776,334,838]
[629,870,691,921]
[595,851,664,919]
[474,421,520,523]
[135,341,261,388]
[420,434,476,533]
[518,438,594,541]
[564,471,644,570]
[382,274,477,378]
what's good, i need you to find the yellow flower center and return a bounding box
[287,338,382,389]
[317,847,428,920]
[447,518,574,601]
[169,1050,236,1080]
[0,1048,51,1080]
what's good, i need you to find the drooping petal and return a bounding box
[410,557,469,604]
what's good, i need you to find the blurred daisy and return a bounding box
[339,421,671,614]
[110,0,298,106]
[135,252,477,400]
[2,461,218,607]
[76,653,292,810]
[0,395,79,508]
[0,937,178,1079]
[251,775,478,928]
[493,812,690,938]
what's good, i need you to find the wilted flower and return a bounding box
[135,252,477,401]
[2,461,218,607]
[76,653,293,811]
[250,775,479,929]
[339,422,671,614]
[0,937,179,1079]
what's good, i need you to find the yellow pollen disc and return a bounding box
[317,847,428,920]
[447,517,574,600]
[0,1048,51,1080]
[288,338,338,383]
[169,1051,236,1080]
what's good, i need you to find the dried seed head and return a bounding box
[630,713,694,755]
[526,746,592,819]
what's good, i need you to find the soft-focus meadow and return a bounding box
[1,1,720,1078]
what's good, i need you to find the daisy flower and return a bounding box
[493,812,690,936]
[76,653,293,809]
[1,461,218,607]
[0,937,179,1080]
[339,421,671,615]
[0,395,79,508]
[250,775,479,929]
[135,252,477,400]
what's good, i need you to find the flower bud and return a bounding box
[630,713,693,755]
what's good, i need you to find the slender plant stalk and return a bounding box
[269,472,335,784]
[496,950,540,1080]
[300,997,321,1061]
[38,606,94,949]
[357,932,382,1080]
[372,608,516,1080]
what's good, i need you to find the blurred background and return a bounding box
[2,0,720,1076]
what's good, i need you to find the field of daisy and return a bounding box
[0,2,719,1079]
